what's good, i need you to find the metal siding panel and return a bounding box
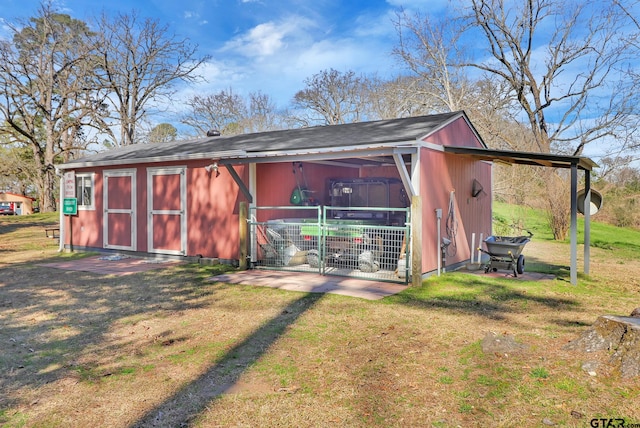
[427,117,486,148]
[63,169,103,249]
[187,162,245,260]
[255,163,358,221]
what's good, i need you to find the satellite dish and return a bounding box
[577,188,603,215]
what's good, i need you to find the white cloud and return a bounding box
[221,16,315,59]
[169,3,400,111]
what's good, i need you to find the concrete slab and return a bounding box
[460,266,555,281]
[209,270,407,300]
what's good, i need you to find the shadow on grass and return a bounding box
[384,272,580,322]
[131,291,324,427]
[0,256,229,415]
[1,252,329,427]
[524,255,571,280]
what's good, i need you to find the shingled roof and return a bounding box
[61,111,472,169]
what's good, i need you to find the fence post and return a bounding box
[411,195,422,287]
[239,201,248,270]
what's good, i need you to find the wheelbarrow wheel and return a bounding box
[307,250,320,268]
[516,255,525,275]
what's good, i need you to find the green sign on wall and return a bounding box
[63,198,77,215]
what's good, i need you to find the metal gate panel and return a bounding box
[248,205,410,283]
[321,206,410,283]
[249,206,322,274]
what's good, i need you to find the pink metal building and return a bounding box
[58,111,495,282]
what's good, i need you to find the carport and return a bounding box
[444,146,598,285]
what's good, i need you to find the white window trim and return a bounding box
[76,173,95,210]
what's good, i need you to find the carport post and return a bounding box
[239,201,249,270]
[584,170,591,275]
[411,195,422,287]
[570,164,578,286]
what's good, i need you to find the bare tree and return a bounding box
[182,89,284,136]
[96,11,208,146]
[246,91,284,133]
[292,69,366,126]
[467,0,639,156]
[364,75,432,120]
[395,0,640,239]
[0,5,101,211]
[393,9,473,113]
[464,0,640,239]
[182,89,248,136]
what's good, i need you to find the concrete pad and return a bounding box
[209,270,407,300]
[461,266,555,281]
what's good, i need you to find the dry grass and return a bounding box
[1,214,639,427]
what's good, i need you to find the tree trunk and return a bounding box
[42,131,58,212]
[565,315,640,378]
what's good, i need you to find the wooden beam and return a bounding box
[239,201,248,270]
[224,164,253,203]
[528,158,554,167]
[394,153,416,198]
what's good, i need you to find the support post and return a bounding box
[411,195,422,287]
[58,174,65,252]
[570,164,578,285]
[584,170,591,275]
[239,201,248,270]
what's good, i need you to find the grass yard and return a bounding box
[1,210,639,427]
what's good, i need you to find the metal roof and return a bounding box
[60,110,597,172]
[60,111,468,169]
[443,146,597,171]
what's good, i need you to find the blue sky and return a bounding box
[0,0,446,110]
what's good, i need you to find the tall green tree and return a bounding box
[147,123,177,143]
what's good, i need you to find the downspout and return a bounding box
[55,167,64,252]
[436,209,442,275]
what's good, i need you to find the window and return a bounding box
[76,174,95,210]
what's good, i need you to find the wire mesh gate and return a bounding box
[248,206,411,283]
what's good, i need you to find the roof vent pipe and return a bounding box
[207,129,221,137]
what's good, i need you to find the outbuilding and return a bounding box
[57,110,594,285]
[0,192,36,215]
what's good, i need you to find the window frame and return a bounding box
[75,173,95,210]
